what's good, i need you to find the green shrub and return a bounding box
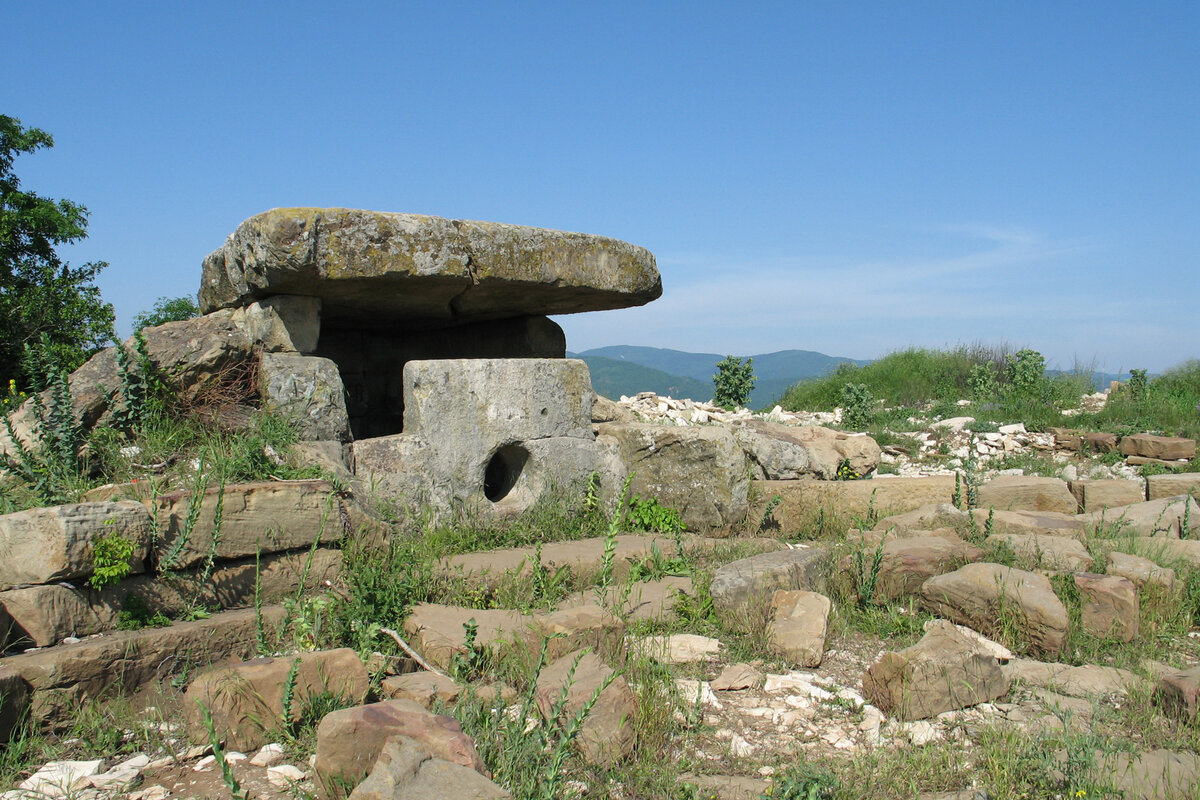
[838,382,874,429]
[713,355,755,409]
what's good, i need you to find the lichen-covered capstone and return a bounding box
[199,208,661,325]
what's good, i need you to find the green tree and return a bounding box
[713,355,755,409]
[1,115,114,390]
[133,295,200,332]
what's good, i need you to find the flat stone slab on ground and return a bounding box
[1147,472,1200,501]
[1001,658,1142,697]
[534,649,637,765]
[984,533,1095,571]
[976,475,1077,514]
[1081,495,1200,538]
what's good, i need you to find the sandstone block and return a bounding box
[1081,495,1200,538]
[767,590,831,667]
[0,501,151,589]
[314,699,486,796]
[1106,551,1177,593]
[185,648,370,751]
[1120,434,1196,461]
[1156,666,1200,720]
[709,547,829,617]
[533,602,624,661]
[348,735,509,800]
[1069,479,1145,512]
[153,480,364,569]
[0,665,30,743]
[861,621,1008,721]
[842,535,985,603]
[380,672,462,709]
[919,563,1070,657]
[985,533,1095,571]
[233,294,321,353]
[3,606,285,724]
[1147,473,1200,501]
[755,478,957,534]
[199,208,661,324]
[403,604,538,670]
[534,650,637,765]
[1073,572,1138,641]
[976,476,1077,513]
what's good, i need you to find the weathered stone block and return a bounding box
[976,476,1077,513]
[862,621,1008,721]
[767,590,831,667]
[0,501,151,589]
[754,478,957,533]
[920,563,1070,657]
[1069,479,1145,512]
[1073,572,1138,642]
[710,547,830,617]
[598,422,749,531]
[153,480,364,569]
[315,699,487,796]
[234,294,321,353]
[1156,667,1200,720]
[985,533,1095,571]
[185,648,370,751]
[1147,473,1200,501]
[733,421,880,480]
[534,650,637,765]
[257,352,350,442]
[1120,434,1196,461]
[1081,496,1200,538]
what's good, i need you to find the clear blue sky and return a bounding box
[4,2,1196,372]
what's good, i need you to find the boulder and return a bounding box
[984,533,1095,571]
[534,650,637,765]
[1120,434,1197,461]
[314,699,487,795]
[403,604,539,670]
[861,620,1008,721]
[1068,479,1145,513]
[1,312,258,453]
[348,735,509,800]
[873,503,969,535]
[842,534,985,603]
[1106,551,1177,593]
[0,501,152,589]
[153,480,368,569]
[709,547,829,617]
[919,563,1070,657]
[199,208,662,323]
[732,421,881,480]
[1155,666,1200,720]
[598,422,749,531]
[257,352,351,442]
[185,648,370,751]
[1081,495,1200,538]
[1073,572,1138,641]
[975,476,1077,513]
[767,590,831,667]
[1147,473,1200,501]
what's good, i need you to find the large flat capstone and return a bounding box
[199,208,662,326]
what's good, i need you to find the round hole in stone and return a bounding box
[484,444,529,503]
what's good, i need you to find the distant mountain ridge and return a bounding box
[568,345,871,408]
